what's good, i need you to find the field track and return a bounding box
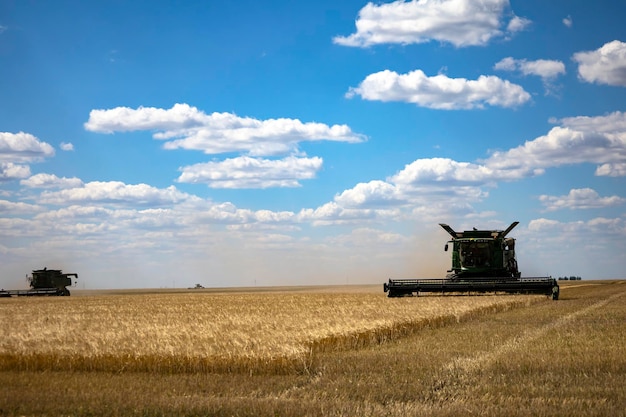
[1,280,624,417]
[445,285,625,375]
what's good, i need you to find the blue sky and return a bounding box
[1,0,625,289]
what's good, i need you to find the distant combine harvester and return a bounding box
[0,267,78,297]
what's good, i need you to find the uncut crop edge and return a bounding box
[0,297,542,375]
[309,296,539,354]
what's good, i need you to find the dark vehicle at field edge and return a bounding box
[384,222,559,300]
[1,267,78,297]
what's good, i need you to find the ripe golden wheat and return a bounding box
[0,291,543,373]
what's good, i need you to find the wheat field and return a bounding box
[0,289,542,373]
[1,282,624,417]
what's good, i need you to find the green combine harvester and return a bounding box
[0,268,78,297]
[384,222,559,300]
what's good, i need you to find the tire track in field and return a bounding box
[562,283,601,289]
[451,288,624,374]
[429,287,626,399]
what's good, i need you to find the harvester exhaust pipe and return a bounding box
[500,221,519,239]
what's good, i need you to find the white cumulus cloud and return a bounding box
[177,156,323,189]
[317,158,497,222]
[334,180,403,208]
[297,201,382,226]
[347,69,530,109]
[0,132,55,163]
[563,15,573,28]
[390,158,495,185]
[333,0,528,48]
[84,103,207,133]
[506,15,531,33]
[527,217,625,240]
[85,103,365,157]
[573,40,626,86]
[485,111,626,177]
[21,173,84,189]
[316,111,626,221]
[1,162,31,182]
[494,57,565,80]
[538,188,626,211]
[0,199,42,215]
[39,181,195,206]
[494,57,566,95]
[595,162,626,177]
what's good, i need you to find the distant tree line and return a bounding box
[558,276,582,281]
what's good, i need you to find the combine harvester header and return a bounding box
[384,222,559,300]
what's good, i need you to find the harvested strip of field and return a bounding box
[420,287,626,406]
[445,288,626,375]
[0,291,545,373]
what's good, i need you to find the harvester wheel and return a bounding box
[551,285,559,300]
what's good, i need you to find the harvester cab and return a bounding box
[384,222,559,299]
[441,222,521,280]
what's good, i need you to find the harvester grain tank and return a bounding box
[0,268,78,297]
[384,222,559,299]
